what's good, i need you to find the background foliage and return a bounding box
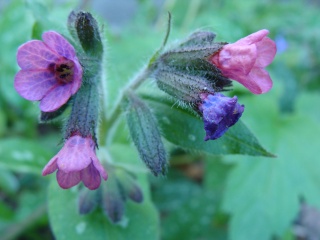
[0,0,320,239]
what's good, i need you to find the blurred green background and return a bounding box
[1,0,320,239]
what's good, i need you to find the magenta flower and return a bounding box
[210,29,277,94]
[199,93,244,140]
[14,31,82,112]
[42,134,107,190]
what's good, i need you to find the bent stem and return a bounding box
[99,65,152,146]
[98,12,172,147]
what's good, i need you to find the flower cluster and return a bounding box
[14,9,276,192]
[14,12,108,190]
[153,29,276,140]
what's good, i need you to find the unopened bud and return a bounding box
[125,92,167,176]
[152,31,231,105]
[68,11,103,58]
[78,187,99,214]
[115,169,143,203]
[101,175,125,223]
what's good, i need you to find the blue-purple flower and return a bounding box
[198,93,244,140]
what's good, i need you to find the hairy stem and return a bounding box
[98,12,172,147]
[99,66,152,146]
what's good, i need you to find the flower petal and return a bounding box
[14,70,56,101]
[55,135,92,172]
[56,170,81,189]
[42,31,76,60]
[235,29,269,46]
[255,37,277,67]
[91,156,108,181]
[244,68,273,94]
[40,84,72,112]
[42,157,58,176]
[81,162,102,190]
[17,40,59,70]
[217,44,257,77]
[200,94,244,140]
[70,58,83,94]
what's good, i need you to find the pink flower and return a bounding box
[14,31,83,112]
[210,29,277,94]
[42,134,107,190]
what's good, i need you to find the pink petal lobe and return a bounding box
[243,68,273,94]
[255,37,277,67]
[42,31,76,60]
[55,136,92,172]
[218,44,257,77]
[70,59,83,94]
[17,40,59,70]
[42,157,58,176]
[56,170,81,189]
[81,163,101,190]
[235,29,269,46]
[39,84,72,112]
[14,70,56,101]
[91,156,108,180]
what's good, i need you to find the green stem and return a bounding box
[99,66,152,146]
[99,12,172,147]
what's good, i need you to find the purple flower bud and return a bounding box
[14,31,82,112]
[199,93,244,140]
[42,134,107,190]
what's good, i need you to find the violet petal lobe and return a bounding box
[81,162,101,190]
[42,157,58,176]
[200,93,244,140]
[42,31,76,60]
[39,83,73,112]
[70,59,83,94]
[14,70,56,101]
[91,156,108,181]
[17,40,60,70]
[56,170,81,189]
[55,135,92,173]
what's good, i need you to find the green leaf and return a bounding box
[222,94,320,240]
[0,169,19,194]
[152,169,225,240]
[48,175,160,240]
[0,138,53,174]
[142,93,273,157]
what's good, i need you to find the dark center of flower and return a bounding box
[54,60,75,84]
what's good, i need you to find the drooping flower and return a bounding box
[210,29,277,94]
[14,31,83,112]
[198,93,244,140]
[42,134,107,190]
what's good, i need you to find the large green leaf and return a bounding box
[222,93,320,240]
[142,93,273,157]
[0,138,53,174]
[48,166,159,240]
